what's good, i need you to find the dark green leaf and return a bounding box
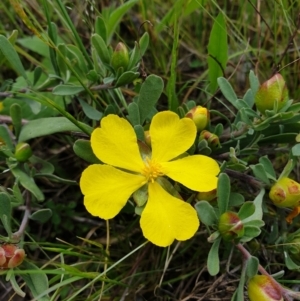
[10,103,22,139]
[0,125,14,150]
[238,202,255,220]
[78,98,102,120]
[128,102,140,125]
[19,117,92,142]
[21,261,50,301]
[195,201,218,226]
[95,16,107,43]
[217,173,230,215]
[134,125,144,141]
[73,139,101,164]
[91,34,110,65]
[33,66,43,86]
[52,84,84,96]
[114,71,140,87]
[30,209,52,223]
[207,13,228,93]
[207,238,221,276]
[29,155,55,174]
[9,165,44,201]
[250,163,270,184]
[0,192,12,236]
[259,156,276,179]
[0,35,29,84]
[137,75,164,124]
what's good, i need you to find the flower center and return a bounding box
[142,157,164,183]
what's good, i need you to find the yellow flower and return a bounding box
[80,111,220,247]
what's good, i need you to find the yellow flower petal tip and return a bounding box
[80,111,219,246]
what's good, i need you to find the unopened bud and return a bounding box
[199,130,221,150]
[255,73,289,114]
[196,189,217,202]
[111,42,129,72]
[269,177,300,208]
[0,244,25,269]
[185,106,209,132]
[247,275,283,301]
[144,130,151,147]
[218,211,244,241]
[14,142,32,162]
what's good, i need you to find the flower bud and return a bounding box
[185,106,209,132]
[255,73,289,114]
[144,130,151,147]
[269,177,300,208]
[14,142,32,162]
[111,42,129,72]
[196,189,217,202]
[0,244,25,269]
[218,211,244,241]
[247,275,283,301]
[199,130,221,150]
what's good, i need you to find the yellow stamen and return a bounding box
[142,157,164,183]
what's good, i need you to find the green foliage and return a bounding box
[1,0,300,300]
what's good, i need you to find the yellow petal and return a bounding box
[80,164,145,219]
[140,182,199,247]
[91,114,144,172]
[161,155,220,191]
[150,111,196,162]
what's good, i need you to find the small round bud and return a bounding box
[255,73,289,114]
[269,177,300,208]
[14,142,32,162]
[185,106,209,132]
[218,211,244,241]
[247,275,283,301]
[199,130,221,150]
[111,42,129,72]
[0,244,26,269]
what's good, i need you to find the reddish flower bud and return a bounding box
[14,142,32,162]
[247,275,283,301]
[255,73,289,114]
[218,211,244,241]
[269,177,300,208]
[111,42,129,71]
[185,106,209,132]
[0,244,25,269]
[199,130,221,150]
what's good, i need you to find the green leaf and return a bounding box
[73,139,101,164]
[95,16,107,43]
[52,84,84,96]
[195,201,218,226]
[242,225,261,238]
[10,103,22,139]
[243,88,255,108]
[207,237,221,276]
[217,77,238,107]
[259,156,276,179]
[207,13,228,93]
[137,75,164,124]
[127,102,140,126]
[242,189,265,223]
[249,70,260,96]
[246,256,259,279]
[106,0,139,43]
[292,144,300,157]
[91,34,110,65]
[228,192,245,207]
[33,66,43,86]
[217,173,231,215]
[134,125,144,141]
[0,35,29,84]
[0,192,12,236]
[78,98,102,120]
[21,261,50,301]
[30,209,52,223]
[9,165,44,201]
[284,251,300,270]
[19,117,92,142]
[250,163,270,185]
[9,271,26,297]
[29,155,55,174]
[238,202,255,220]
[114,71,140,87]
[0,125,14,150]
